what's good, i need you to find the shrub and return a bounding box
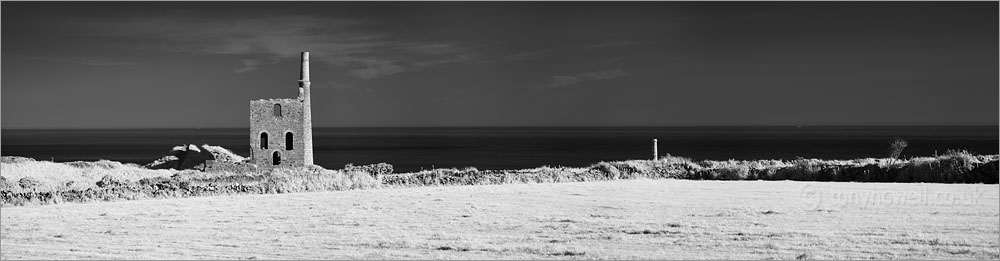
[590,162,621,180]
[96,175,128,188]
[18,177,42,190]
[786,158,823,181]
[715,165,750,180]
[938,150,977,183]
[751,167,779,180]
[640,159,693,179]
[67,160,124,169]
[0,176,14,191]
[280,167,379,192]
[888,138,908,164]
[611,161,641,179]
[347,170,380,189]
[971,161,999,184]
[345,163,394,177]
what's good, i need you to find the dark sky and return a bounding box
[2,2,997,128]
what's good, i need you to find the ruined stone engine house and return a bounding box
[249,52,314,169]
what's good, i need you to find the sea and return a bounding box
[2,126,997,172]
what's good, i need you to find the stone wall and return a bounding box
[249,98,307,169]
[202,160,259,173]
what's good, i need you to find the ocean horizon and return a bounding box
[3,126,997,172]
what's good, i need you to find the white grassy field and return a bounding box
[1,179,997,259]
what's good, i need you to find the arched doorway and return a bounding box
[286,132,294,150]
[272,151,281,165]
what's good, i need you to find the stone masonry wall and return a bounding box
[249,98,306,169]
[202,160,259,173]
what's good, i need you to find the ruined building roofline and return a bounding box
[251,98,300,103]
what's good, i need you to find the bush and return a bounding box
[787,158,823,181]
[590,162,621,180]
[18,177,42,190]
[345,163,394,177]
[67,160,123,169]
[971,161,999,184]
[0,176,14,191]
[715,165,750,180]
[260,167,381,193]
[96,175,128,188]
[888,138,908,163]
[608,162,639,179]
[938,150,977,183]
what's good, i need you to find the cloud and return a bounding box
[500,49,551,62]
[431,89,478,104]
[396,42,461,55]
[584,40,645,49]
[319,81,372,93]
[234,57,280,73]
[578,69,629,80]
[80,15,374,58]
[544,76,582,88]
[76,14,468,79]
[24,56,137,66]
[412,53,476,67]
[500,41,646,63]
[534,69,629,91]
[350,59,405,79]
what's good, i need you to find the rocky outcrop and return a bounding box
[145,144,246,170]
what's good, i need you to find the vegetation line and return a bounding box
[1,150,996,207]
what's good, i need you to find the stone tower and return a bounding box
[249,52,314,169]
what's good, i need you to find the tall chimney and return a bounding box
[299,52,310,88]
[299,52,314,165]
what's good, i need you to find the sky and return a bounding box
[2,1,997,129]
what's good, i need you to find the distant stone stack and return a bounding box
[249,52,315,169]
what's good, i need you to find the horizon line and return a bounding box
[3,124,998,131]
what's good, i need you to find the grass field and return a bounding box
[2,179,997,259]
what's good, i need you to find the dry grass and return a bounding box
[9,170,377,207]
[0,157,174,193]
[1,180,996,259]
[0,158,379,206]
